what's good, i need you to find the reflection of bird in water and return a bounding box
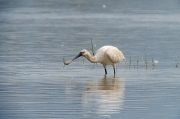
[64,46,125,77]
[82,77,124,116]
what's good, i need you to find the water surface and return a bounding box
[0,0,180,119]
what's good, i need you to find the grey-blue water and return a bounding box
[0,0,180,119]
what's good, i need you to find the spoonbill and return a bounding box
[64,45,125,77]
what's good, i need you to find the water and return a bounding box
[0,0,180,119]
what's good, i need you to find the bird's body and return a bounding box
[64,45,125,77]
[94,46,125,66]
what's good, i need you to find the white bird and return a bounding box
[64,45,125,77]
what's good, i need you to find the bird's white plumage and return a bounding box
[95,46,125,66]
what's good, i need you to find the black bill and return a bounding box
[72,52,82,61]
[64,52,82,65]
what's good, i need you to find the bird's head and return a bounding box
[80,49,89,57]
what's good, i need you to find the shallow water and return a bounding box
[0,0,180,119]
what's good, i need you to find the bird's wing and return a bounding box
[106,47,124,63]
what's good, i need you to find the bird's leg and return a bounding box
[103,65,107,76]
[113,68,116,78]
[112,64,116,78]
[105,68,107,75]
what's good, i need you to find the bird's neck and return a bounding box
[86,53,97,63]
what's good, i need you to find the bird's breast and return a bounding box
[96,55,113,65]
